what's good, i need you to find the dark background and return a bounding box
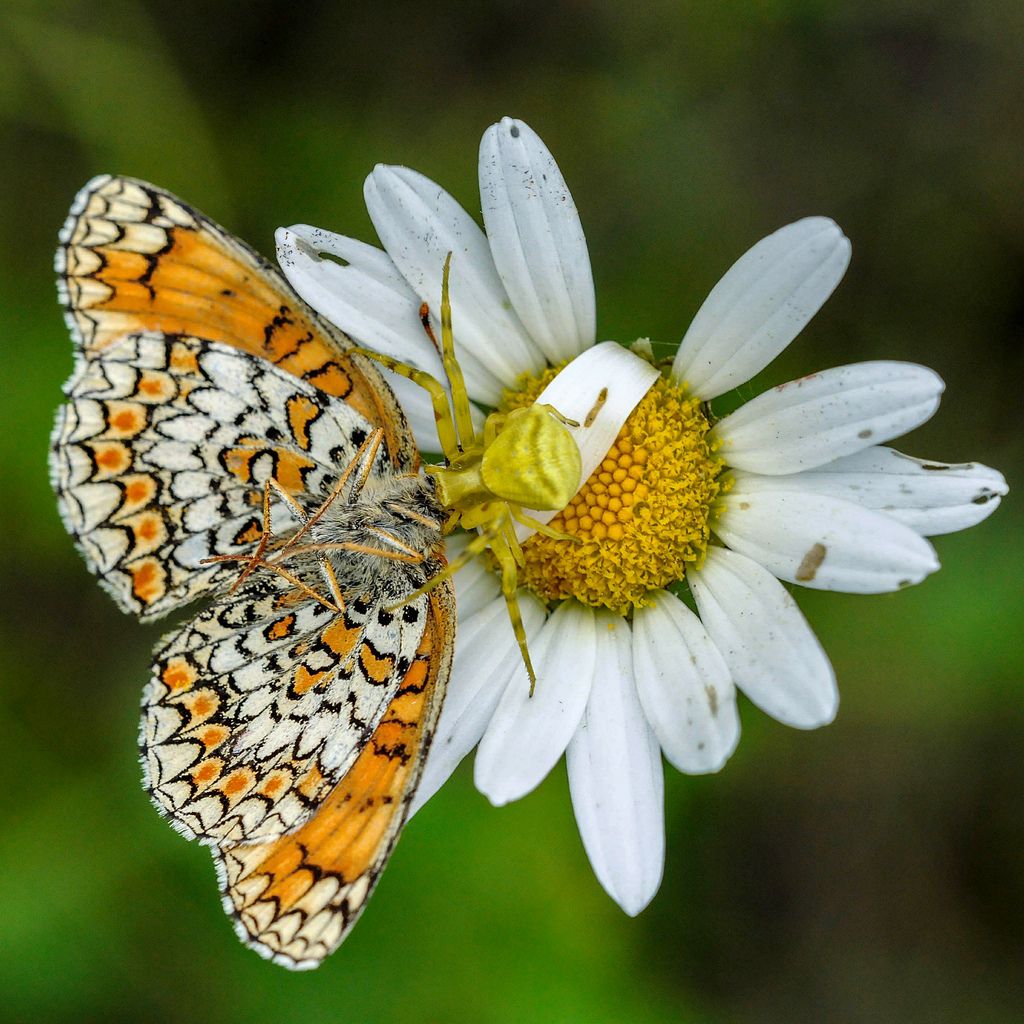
[1,2,1021,1021]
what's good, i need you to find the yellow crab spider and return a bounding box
[353,254,583,692]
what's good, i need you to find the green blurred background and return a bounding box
[1,2,1021,1021]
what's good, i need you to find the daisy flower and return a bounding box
[275,117,1007,916]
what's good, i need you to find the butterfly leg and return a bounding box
[230,480,280,591]
[200,477,305,591]
[272,429,385,559]
[296,541,425,565]
[257,431,386,611]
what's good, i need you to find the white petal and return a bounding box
[631,592,740,773]
[410,593,547,816]
[741,447,1008,536]
[479,117,596,362]
[448,536,501,619]
[567,611,664,916]
[712,361,945,474]
[365,165,545,397]
[475,601,598,805]
[513,343,659,540]
[689,548,837,729]
[275,226,443,376]
[673,218,851,400]
[715,479,940,592]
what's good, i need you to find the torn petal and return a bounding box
[276,225,442,376]
[365,164,544,396]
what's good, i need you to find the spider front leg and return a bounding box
[536,403,580,429]
[348,347,463,460]
[482,411,506,448]
[510,505,581,543]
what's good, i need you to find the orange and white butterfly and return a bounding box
[50,175,456,969]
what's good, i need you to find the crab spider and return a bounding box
[353,254,583,693]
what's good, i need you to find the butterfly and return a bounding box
[50,175,456,969]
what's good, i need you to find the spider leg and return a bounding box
[536,402,580,429]
[488,526,539,695]
[511,506,581,542]
[500,515,526,568]
[349,347,462,462]
[482,411,506,448]
[438,252,477,449]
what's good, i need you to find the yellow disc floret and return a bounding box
[505,368,723,614]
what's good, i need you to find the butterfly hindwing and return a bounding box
[214,582,455,969]
[142,570,440,846]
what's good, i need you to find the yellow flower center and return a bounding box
[502,362,723,614]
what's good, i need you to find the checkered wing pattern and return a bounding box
[51,332,391,618]
[215,584,453,969]
[143,569,438,846]
[55,173,414,464]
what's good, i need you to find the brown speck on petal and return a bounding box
[795,542,827,582]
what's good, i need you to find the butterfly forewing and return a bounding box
[53,332,387,617]
[56,174,415,466]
